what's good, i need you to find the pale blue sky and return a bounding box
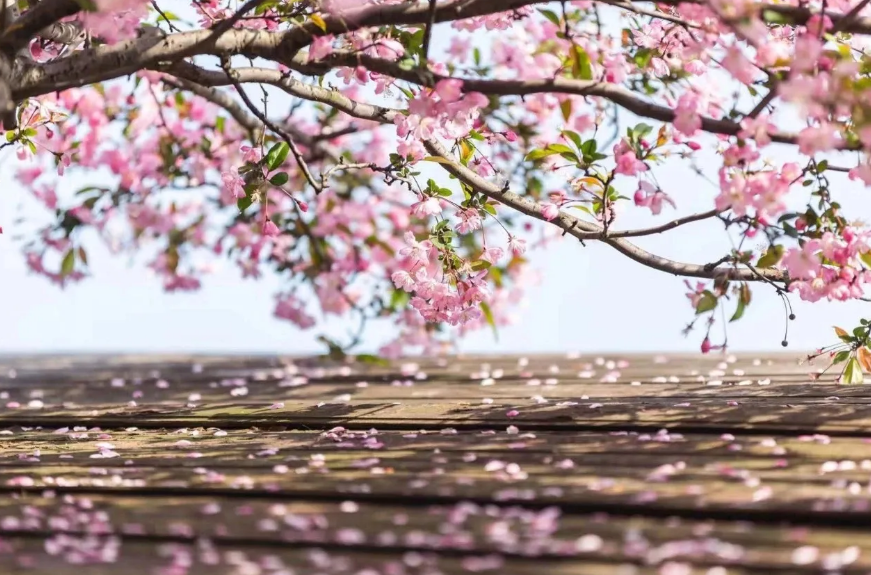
[1,4,870,355]
[3,142,870,355]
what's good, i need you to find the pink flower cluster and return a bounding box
[390,232,493,326]
[715,152,801,221]
[79,0,150,45]
[785,229,871,302]
[396,80,489,144]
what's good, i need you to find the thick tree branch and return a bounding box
[164,63,787,284]
[298,53,815,147]
[161,76,264,138]
[650,0,871,35]
[0,0,80,52]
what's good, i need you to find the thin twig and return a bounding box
[831,0,871,33]
[421,0,438,64]
[219,58,322,193]
[604,208,722,238]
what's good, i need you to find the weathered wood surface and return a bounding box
[0,353,867,574]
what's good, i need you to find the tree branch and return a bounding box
[649,0,871,35]
[218,59,322,194]
[299,52,816,147]
[604,208,722,238]
[160,76,264,138]
[164,63,787,284]
[0,0,80,52]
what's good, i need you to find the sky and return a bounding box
[3,143,871,355]
[1,4,871,355]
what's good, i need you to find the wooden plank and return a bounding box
[0,353,865,575]
[0,493,866,572]
[0,378,865,408]
[0,426,864,460]
[0,352,825,385]
[0,429,868,524]
[1,398,870,434]
[1,536,678,575]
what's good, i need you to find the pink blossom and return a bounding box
[792,34,823,73]
[782,240,822,280]
[481,247,504,264]
[435,79,464,103]
[722,45,758,85]
[739,114,775,147]
[613,140,647,176]
[540,203,560,221]
[634,182,675,215]
[309,35,335,62]
[411,197,442,218]
[798,124,841,155]
[456,209,483,234]
[508,237,527,256]
[262,220,281,237]
[392,270,415,292]
[240,145,261,163]
[222,171,246,199]
[399,232,433,264]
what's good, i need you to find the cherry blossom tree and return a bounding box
[5,0,871,377]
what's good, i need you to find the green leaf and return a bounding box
[633,123,654,139]
[480,301,498,340]
[396,85,415,99]
[355,354,389,367]
[5,130,14,142]
[833,350,851,365]
[695,291,718,314]
[570,45,593,80]
[559,99,573,122]
[420,156,454,166]
[269,172,289,186]
[390,289,410,311]
[730,283,751,322]
[539,8,561,26]
[730,298,746,322]
[756,245,784,268]
[860,252,871,269]
[525,148,556,161]
[835,326,853,344]
[215,116,225,133]
[60,249,75,276]
[571,205,594,216]
[580,139,598,156]
[265,142,290,171]
[761,8,792,24]
[468,129,486,141]
[561,130,583,151]
[237,195,253,214]
[546,143,575,155]
[843,357,865,384]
